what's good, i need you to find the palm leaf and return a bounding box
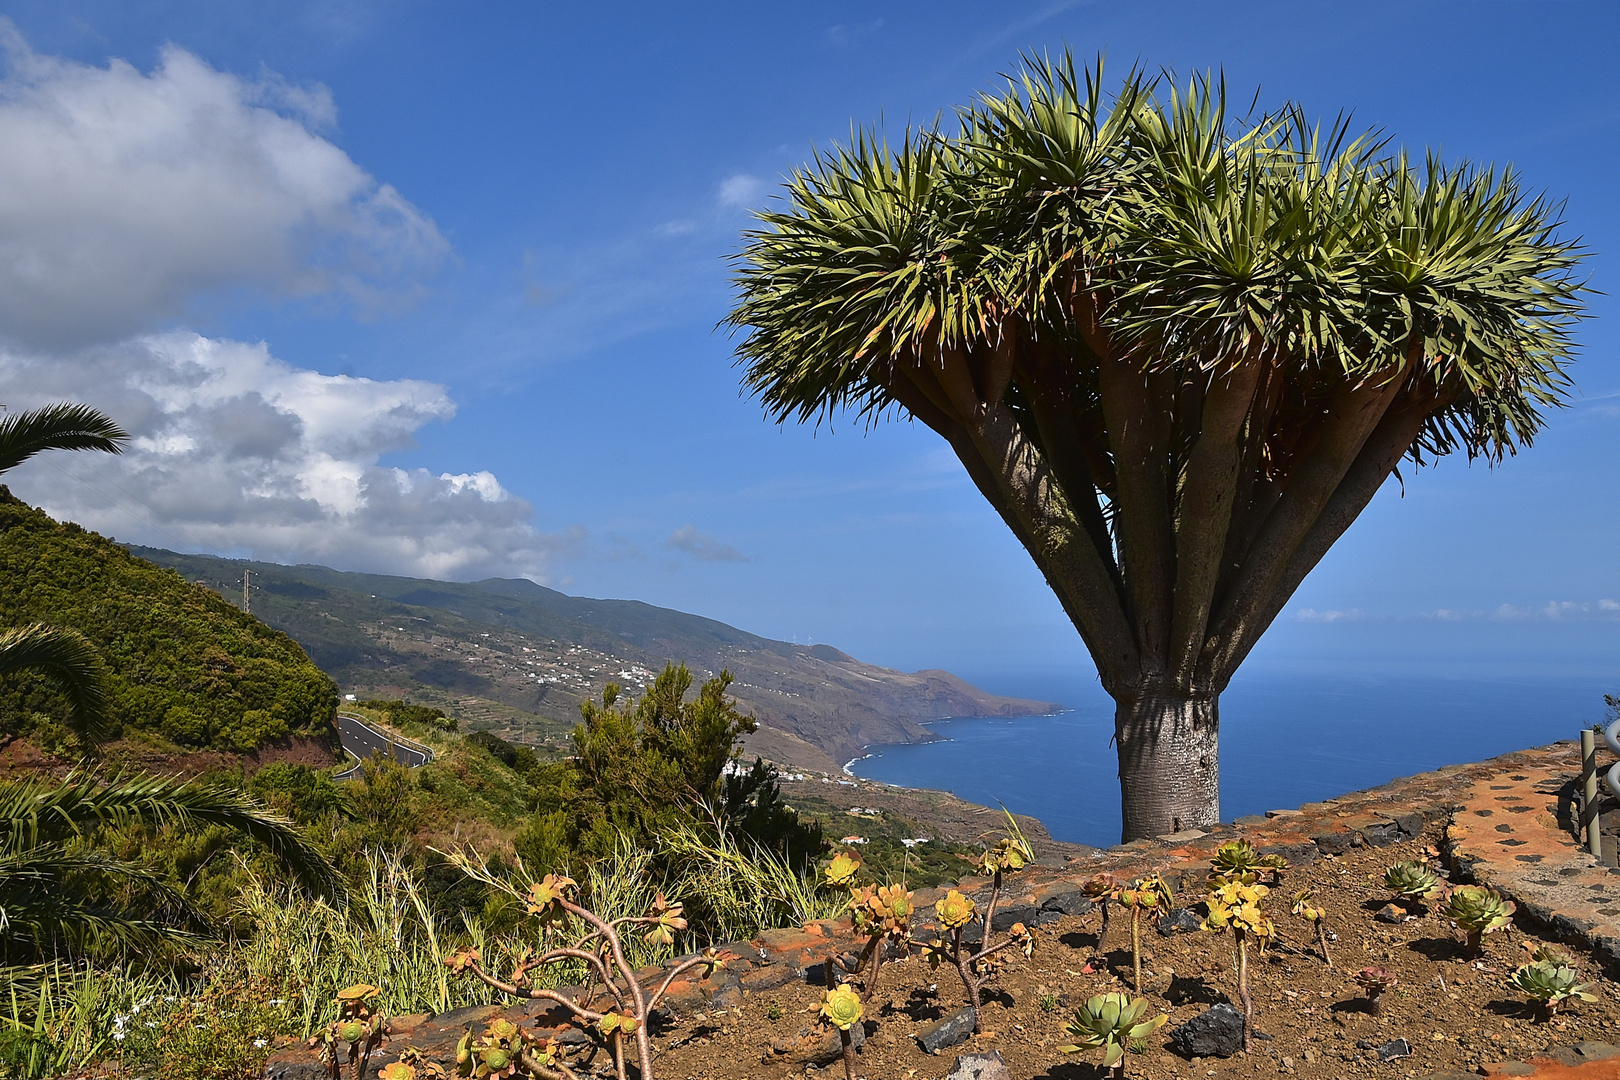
[0,403,127,476]
[0,770,342,899]
[0,625,111,746]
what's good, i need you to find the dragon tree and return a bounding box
[726,55,1585,841]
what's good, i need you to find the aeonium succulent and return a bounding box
[1439,885,1516,951]
[1354,967,1397,1015]
[976,834,1031,875]
[823,849,863,888]
[1059,992,1167,1078]
[524,872,577,919]
[1209,839,1288,883]
[819,985,864,1080]
[1291,888,1333,967]
[1510,959,1597,1017]
[935,889,978,931]
[819,984,864,1031]
[1383,861,1444,907]
[642,892,687,948]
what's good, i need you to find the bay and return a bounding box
[846,671,1616,847]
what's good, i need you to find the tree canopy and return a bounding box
[727,55,1587,838]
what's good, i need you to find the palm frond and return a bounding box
[0,403,127,476]
[0,770,341,899]
[0,624,111,746]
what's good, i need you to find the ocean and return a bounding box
[846,670,1616,848]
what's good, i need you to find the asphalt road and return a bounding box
[335,712,432,780]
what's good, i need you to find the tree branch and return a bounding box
[950,402,1141,691]
[1096,351,1177,671]
[1217,386,1449,680]
[1166,350,1265,691]
[1204,344,1420,679]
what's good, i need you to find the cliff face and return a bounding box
[131,548,1056,769]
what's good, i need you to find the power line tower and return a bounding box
[242,567,251,614]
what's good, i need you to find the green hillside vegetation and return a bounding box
[0,490,337,754]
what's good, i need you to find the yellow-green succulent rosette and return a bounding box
[935,889,977,931]
[819,985,863,1030]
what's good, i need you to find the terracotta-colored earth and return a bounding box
[643,826,1620,1080]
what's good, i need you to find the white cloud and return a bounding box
[0,24,447,349]
[1,333,576,581]
[1295,608,1358,623]
[664,525,748,563]
[825,20,885,48]
[717,174,766,210]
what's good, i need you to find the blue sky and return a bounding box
[0,1,1616,694]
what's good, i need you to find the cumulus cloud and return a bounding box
[664,525,748,563]
[0,23,447,349]
[1,334,576,580]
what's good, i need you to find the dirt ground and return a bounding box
[650,826,1620,1080]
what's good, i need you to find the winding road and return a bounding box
[334,711,433,780]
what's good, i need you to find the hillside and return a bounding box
[0,491,339,758]
[131,547,1056,772]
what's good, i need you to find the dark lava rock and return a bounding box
[1361,820,1403,847]
[1157,907,1204,935]
[1259,842,1319,866]
[1040,891,1094,917]
[990,905,1039,932]
[1168,1003,1245,1059]
[771,1020,865,1066]
[1374,903,1408,924]
[1376,1037,1413,1062]
[740,963,798,992]
[944,1049,1012,1080]
[1312,831,1358,856]
[918,1007,978,1054]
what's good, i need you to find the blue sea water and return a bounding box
[846,671,1617,848]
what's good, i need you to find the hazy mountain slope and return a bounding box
[132,548,1055,770]
[0,492,337,755]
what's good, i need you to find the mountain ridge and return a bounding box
[130,547,1057,771]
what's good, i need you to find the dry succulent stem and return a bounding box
[440,856,723,1080]
[311,984,385,1080]
[923,833,1037,1034]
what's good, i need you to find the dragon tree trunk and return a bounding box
[1115,685,1220,840]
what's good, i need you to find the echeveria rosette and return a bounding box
[1058,992,1168,1071]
